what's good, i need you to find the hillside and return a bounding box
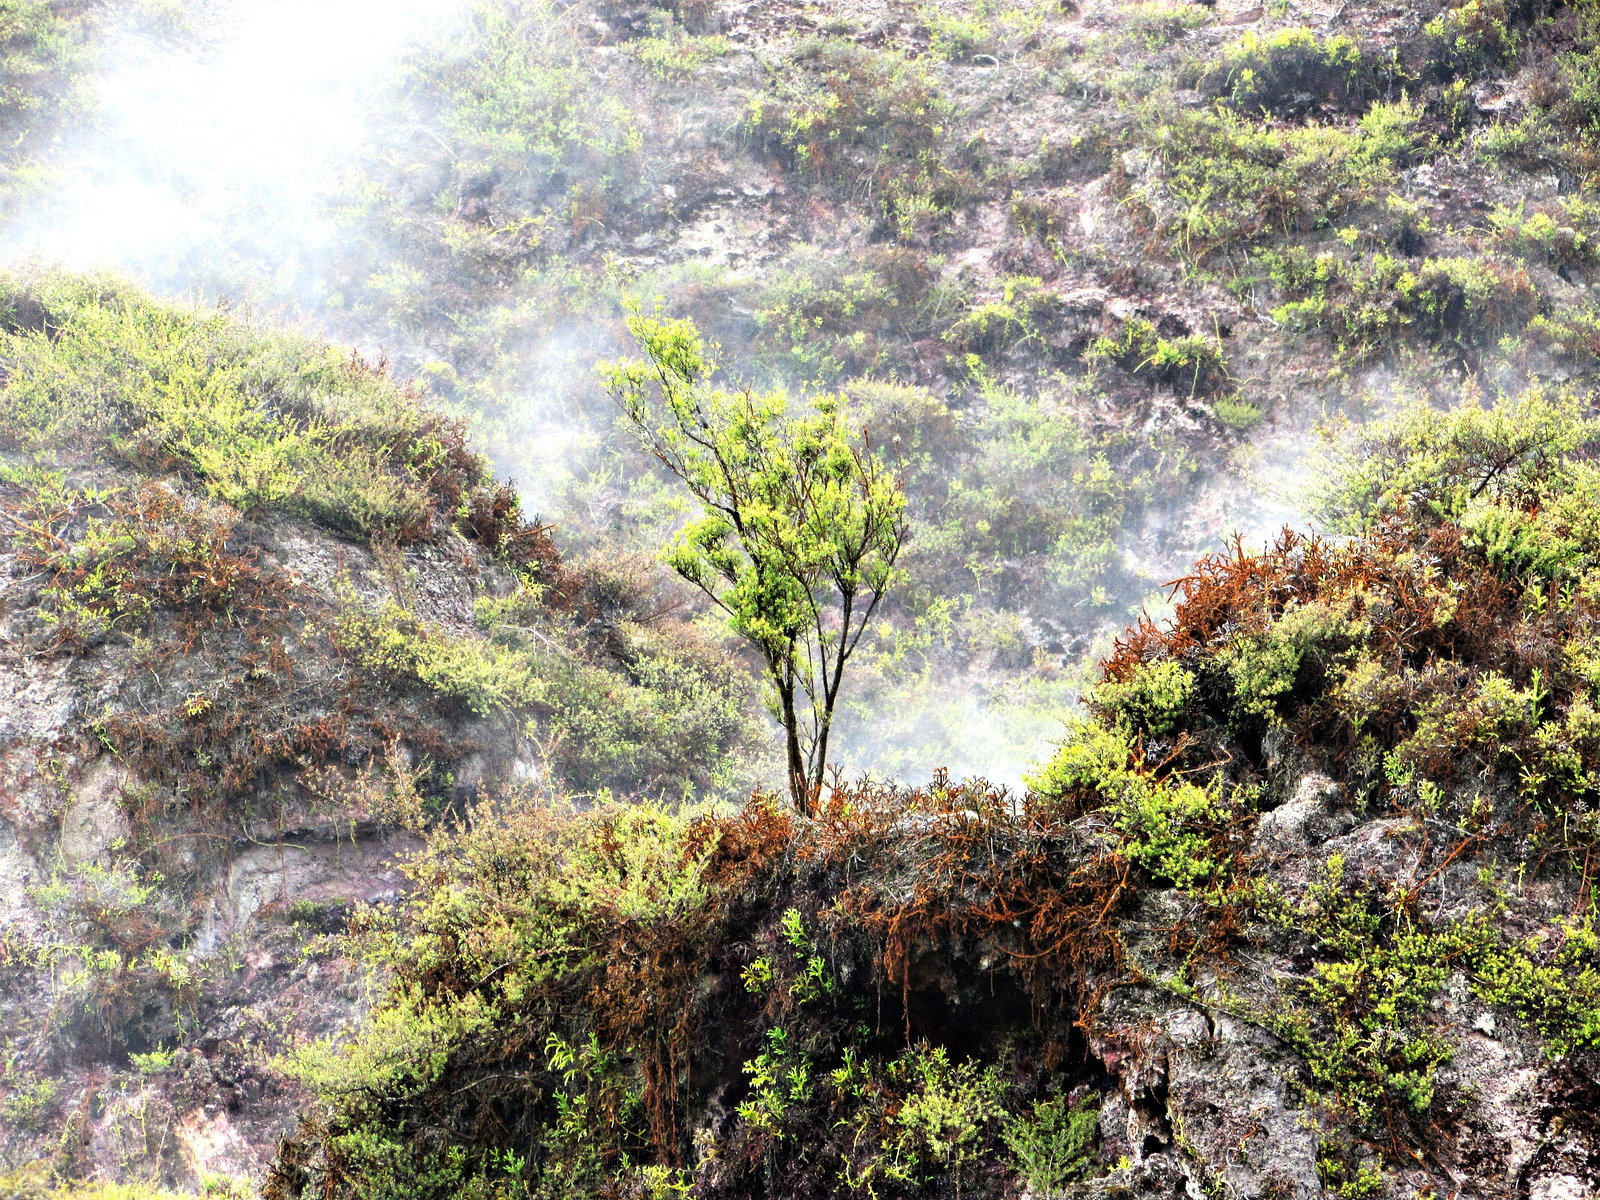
[3,1,1600,1200]
[0,273,757,1191]
[313,0,1600,776]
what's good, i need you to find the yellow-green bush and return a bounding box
[0,272,513,547]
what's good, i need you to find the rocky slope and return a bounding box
[0,273,756,1193]
[262,394,1600,1200]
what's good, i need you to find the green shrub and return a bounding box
[907,391,1116,607]
[947,276,1056,359]
[1116,1,1210,52]
[1424,0,1518,80]
[1219,599,1366,720]
[0,272,520,548]
[0,1176,219,1200]
[628,30,731,81]
[753,259,911,379]
[831,1043,1008,1194]
[1002,1094,1099,1199]
[1267,250,1540,359]
[1085,316,1231,397]
[1200,27,1376,115]
[1028,720,1231,887]
[0,0,91,192]
[1310,389,1600,532]
[1472,915,1600,1056]
[1090,659,1196,738]
[129,1044,177,1074]
[1478,108,1565,168]
[842,378,957,490]
[1212,394,1264,432]
[286,796,737,1199]
[413,1,643,200]
[0,1074,59,1131]
[340,601,545,717]
[919,0,1047,64]
[886,1046,1006,1185]
[744,39,949,178]
[1487,199,1597,267]
[341,593,759,797]
[1266,858,1485,1128]
[742,33,980,242]
[1133,98,1424,264]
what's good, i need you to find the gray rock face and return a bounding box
[1088,986,1322,1199]
[58,758,131,864]
[0,493,524,1189]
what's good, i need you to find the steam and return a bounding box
[0,0,1311,793]
[0,0,462,316]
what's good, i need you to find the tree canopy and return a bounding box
[602,307,907,811]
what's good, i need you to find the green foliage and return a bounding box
[1219,599,1366,720]
[1028,720,1231,887]
[26,483,260,653]
[627,29,730,81]
[1534,1,1600,148]
[339,593,758,797]
[1488,199,1597,267]
[552,803,721,923]
[841,378,955,492]
[1090,659,1196,738]
[1424,0,1518,80]
[285,794,763,1200]
[744,39,950,179]
[918,1,1047,64]
[129,1044,176,1074]
[1317,1150,1387,1200]
[830,1043,1007,1195]
[742,37,978,242]
[0,0,92,192]
[0,272,519,547]
[1472,915,1600,1056]
[292,981,503,1108]
[1085,316,1231,398]
[1115,2,1210,52]
[901,366,1170,614]
[0,1073,59,1131]
[0,1173,232,1200]
[1478,108,1565,167]
[1266,859,1484,1128]
[415,1,643,198]
[1211,394,1264,432]
[736,1025,812,1136]
[1311,389,1600,533]
[887,1047,1005,1182]
[754,257,921,380]
[1201,27,1374,116]
[1001,1094,1099,1199]
[603,307,906,809]
[340,601,546,717]
[1264,247,1541,360]
[0,0,84,112]
[1133,98,1425,265]
[947,275,1055,360]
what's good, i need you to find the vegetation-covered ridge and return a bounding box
[0,272,765,1196]
[249,389,1600,1200]
[0,271,546,551]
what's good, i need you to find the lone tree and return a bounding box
[603,308,907,813]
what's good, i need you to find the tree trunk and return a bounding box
[777,674,809,815]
